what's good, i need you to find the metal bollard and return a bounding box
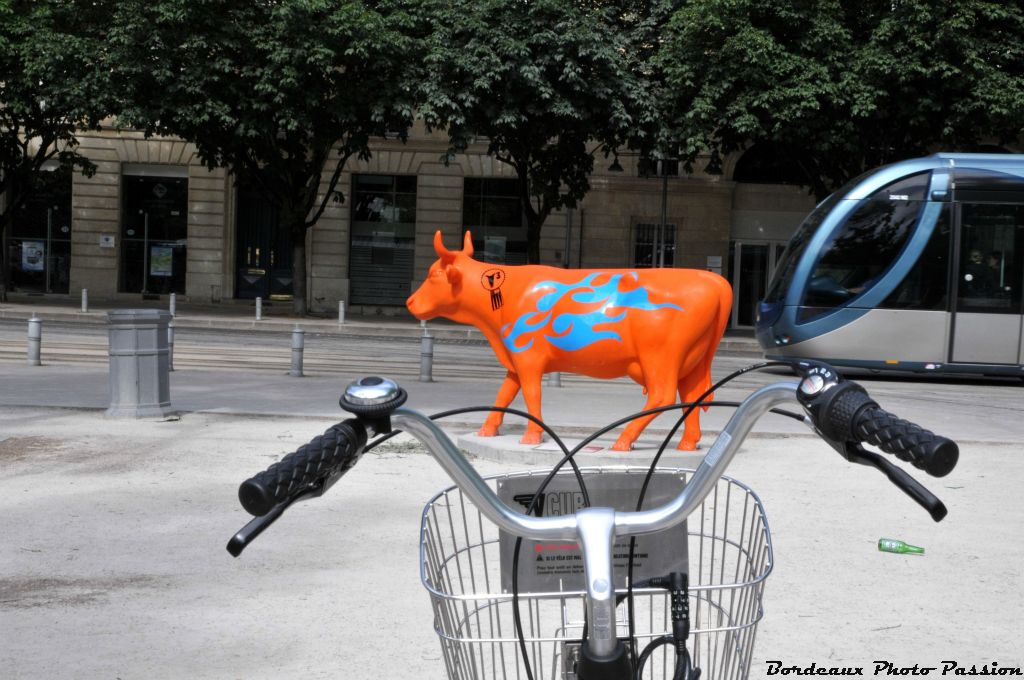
[27,315,42,366]
[167,321,175,372]
[255,297,262,321]
[419,327,434,383]
[290,324,304,377]
[169,292,176,317]
[81,289,89,313]
[338,301,346,324]
[548,371,562,388]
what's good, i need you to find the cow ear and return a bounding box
[445,264,463,287]
[434,230,456,265]
[462,231,474,258]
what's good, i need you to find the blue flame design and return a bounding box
[501,272,683,353]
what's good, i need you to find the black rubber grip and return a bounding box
[238,420,368,516]
[852,407,959,478]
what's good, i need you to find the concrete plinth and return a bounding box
[457,432,706,468]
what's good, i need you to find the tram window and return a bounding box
[957,203,1023,313]
[801,173,930,310]
[881,204,950,310]
[954,169,1024,194]
[763,192,842,303]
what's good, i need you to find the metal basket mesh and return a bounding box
[419,467,773,680]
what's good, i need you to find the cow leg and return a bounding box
[676,356,713,451]
[478,371,521,437]
[518,371,546,446]
[610,379,677,451]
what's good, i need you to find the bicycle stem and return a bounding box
[392,380,802,664]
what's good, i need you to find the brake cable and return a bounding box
[361,362,803,680]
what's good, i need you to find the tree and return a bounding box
[657,0,1024,199]
[0,0,110,302]
[421,0,653,263]
[107,0,427,314]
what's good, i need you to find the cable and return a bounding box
[635,635,674,678]
[626,361,793,674]
[365,360,801,679]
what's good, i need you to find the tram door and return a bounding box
[950,202,1024,364]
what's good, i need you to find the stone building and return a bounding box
[3,123,814,327]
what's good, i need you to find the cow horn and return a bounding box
[462,230,474,258]
[434,230,456,264]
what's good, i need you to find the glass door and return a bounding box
[6,168,72,294]
[730,241,786,327]
[349,174,416,306]
[950,202,1024,364]
[120,175,188,295]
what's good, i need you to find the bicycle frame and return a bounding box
[392,380,802,662]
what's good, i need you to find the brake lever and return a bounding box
[828,440,948,522]
[227,466,347,557]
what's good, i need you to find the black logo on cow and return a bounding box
[481,268,506,311]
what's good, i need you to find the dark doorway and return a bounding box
[235,182,293,300]
[6,167,73,294]
[120,175,188,295]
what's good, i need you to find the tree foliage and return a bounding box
[421,0,654,263]
[0,0,109,300]
[657,0,1024,198]
[107,0,427,313]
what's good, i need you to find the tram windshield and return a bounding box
[763,169,875,305]
[800,172,930,313]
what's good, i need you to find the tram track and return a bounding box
[0,338,622,385]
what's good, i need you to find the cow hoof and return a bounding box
[610,441,634,452]
[520,432,543,445]
[477,426,499,437]
[677,441,699,451]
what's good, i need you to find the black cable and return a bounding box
[626,361,793,674]
[635,635,674,678]
[363,361,802,679]
[391,404,591,680]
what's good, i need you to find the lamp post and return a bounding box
[657,160,669,268]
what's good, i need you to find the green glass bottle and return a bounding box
[878,538,924,555]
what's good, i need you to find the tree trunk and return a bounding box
[0,236,8,303]
[0,196,10,303]
[526,217,542,264]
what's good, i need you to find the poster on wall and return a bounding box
[21,241,45,272]
[150,245,173,277]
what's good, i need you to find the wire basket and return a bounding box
[419,467,773,680]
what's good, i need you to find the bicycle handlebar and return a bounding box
[228,364,959,552]
[793,361,959,478]
[227,364,959,667]
[238,419,368,517]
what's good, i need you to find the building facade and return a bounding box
[3,124,815,326]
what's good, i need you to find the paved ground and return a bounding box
[1,297,1022,679]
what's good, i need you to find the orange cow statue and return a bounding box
[406,231,733,451]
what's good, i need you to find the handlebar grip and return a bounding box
[803,378,959,478]
[238,419,368,516]
[852,406,959,478]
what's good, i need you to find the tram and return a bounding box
[756,153,1024,376]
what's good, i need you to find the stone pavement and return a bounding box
[0,405,1019,679]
